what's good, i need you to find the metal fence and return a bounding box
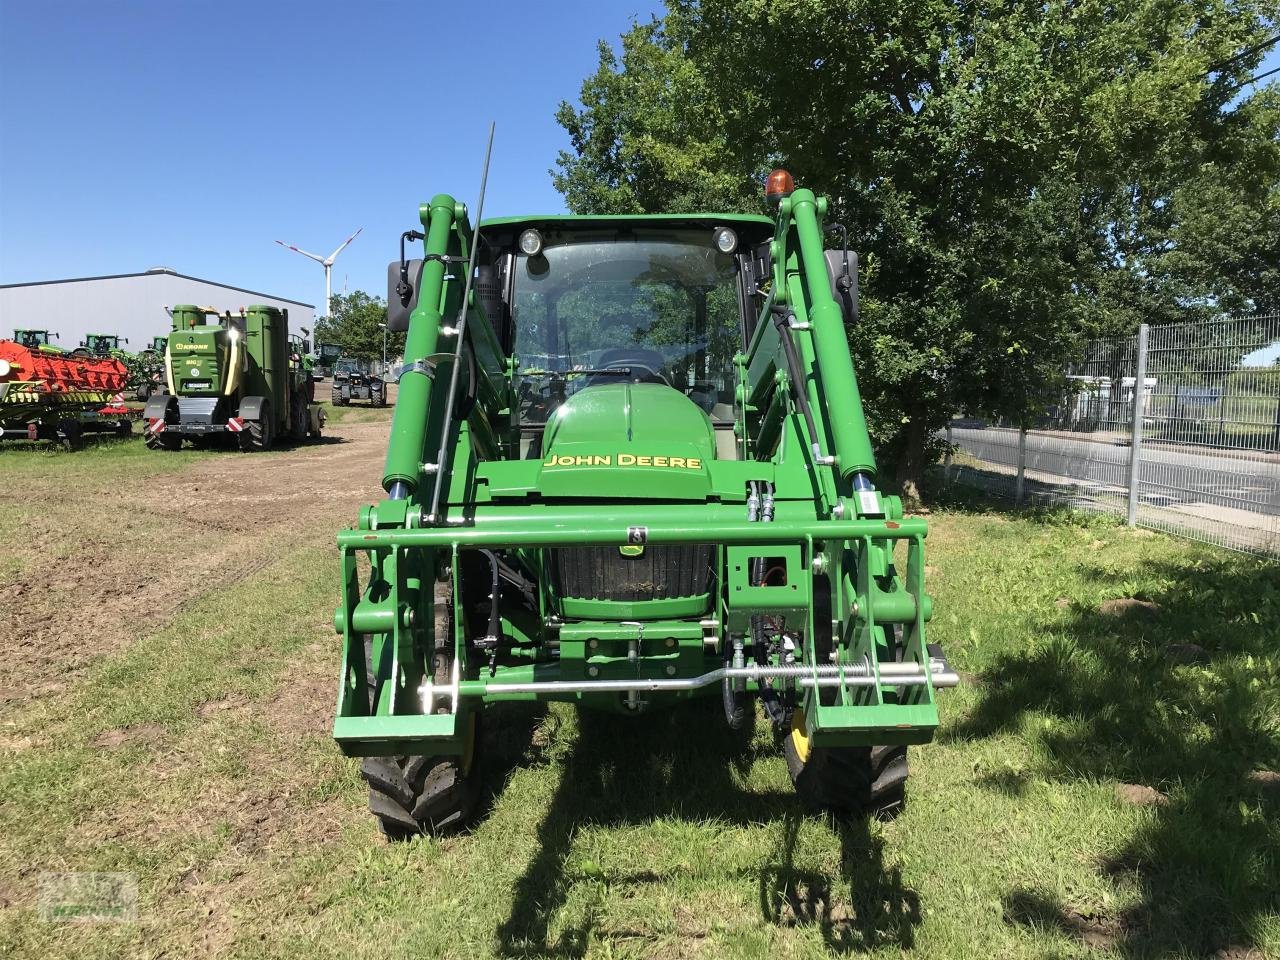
[942,312,1280,556]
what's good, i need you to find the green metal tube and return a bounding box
[340,512,926,550]
[788,189,877,479]
[381,194,457,494]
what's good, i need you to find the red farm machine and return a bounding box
[0,330,133,450]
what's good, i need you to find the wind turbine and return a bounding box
[274,227,362,317]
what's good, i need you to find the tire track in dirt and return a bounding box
[0,419,391,705]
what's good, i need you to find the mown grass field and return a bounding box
[1,412,1277,959]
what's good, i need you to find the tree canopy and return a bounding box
[554,0,1280,492]
[313,291,402,365]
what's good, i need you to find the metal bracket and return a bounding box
[395,358,437,383]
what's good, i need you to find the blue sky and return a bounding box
[1,2,1276,311]
[0,0,661,306]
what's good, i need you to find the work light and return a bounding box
[519,229,544,256]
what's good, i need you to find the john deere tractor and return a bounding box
[333,172,953,837]
[144,305,324,451]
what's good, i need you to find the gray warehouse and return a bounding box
[0,268,314,351]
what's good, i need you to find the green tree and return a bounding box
[314,291,402,365]
[555,2,1280,499]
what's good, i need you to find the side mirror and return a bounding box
[387,259,424,333]
[823,249,859,324]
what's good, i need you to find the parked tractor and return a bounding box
[143,305,324,451]
[0,333,132,449]
[331,357,386,407]
[315,342,342,380]
[13,329,58,350]
[333,173,953,838]
[75,333,129,357]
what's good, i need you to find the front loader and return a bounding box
[144,305,324,451]
[333,172,953,838]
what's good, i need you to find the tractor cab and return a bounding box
[78,334,128,357]
[503,222,760,464]
[14,329,56,351]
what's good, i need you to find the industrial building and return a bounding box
[0,268,314,351]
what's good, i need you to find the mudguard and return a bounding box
[237,395,268,422]
[143,393,176,423]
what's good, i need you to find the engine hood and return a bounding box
[535,382,716,500]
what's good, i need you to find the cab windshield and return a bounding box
[512,231,742,425]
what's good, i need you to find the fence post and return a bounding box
[1126,323,1150,527]
[1015,424,1027,506]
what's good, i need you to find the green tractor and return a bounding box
[331,357,387,407]
[13,329,59,350]
[134,335,169,401]
[334,172,953,838]
[75,333,129,357]
[143,305,324,451]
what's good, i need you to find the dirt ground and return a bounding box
[0,414,390,707]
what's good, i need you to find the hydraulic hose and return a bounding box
[478,548,502,647]
[770,306,826,466]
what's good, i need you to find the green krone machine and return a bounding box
[335,170,954,838]
[143,305,324,451]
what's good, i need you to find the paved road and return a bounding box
[951,427,1280,518]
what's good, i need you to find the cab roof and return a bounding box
[480,212,774,231]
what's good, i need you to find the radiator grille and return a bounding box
[553,545,714,602]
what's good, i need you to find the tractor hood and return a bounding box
[535,382,716,500]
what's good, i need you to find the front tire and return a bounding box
[361,714,480,839]
[145,430,180,451]
[783,709,909,818]
[360,586,480,838]
[238,404,273,452]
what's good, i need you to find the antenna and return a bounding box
[274,227,362,317]
[428,122,496,523]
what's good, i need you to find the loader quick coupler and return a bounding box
[335,171,954,837]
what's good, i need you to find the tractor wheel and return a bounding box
[361,714,480,840]
[783,708,908,818]
[289,393,307,442]
[115,419,133,437]
[361,586,479,839]
[238,405,273,452]
[145,429,180,451]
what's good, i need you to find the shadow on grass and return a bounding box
[943,527,1279,957]
[494,701,920,957]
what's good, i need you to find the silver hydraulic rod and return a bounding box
[423,659,958,703]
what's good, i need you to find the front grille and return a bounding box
[553,544,714,602]
[177,396,219,423]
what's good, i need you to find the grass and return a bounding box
[0,459,1276,958]
[0,431,215,480]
